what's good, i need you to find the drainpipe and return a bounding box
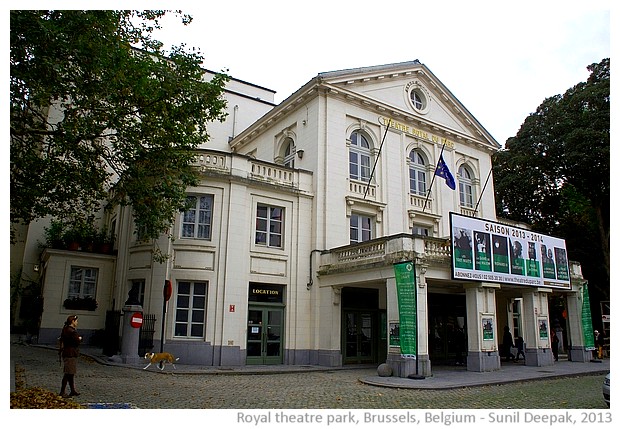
[307,249,325,290]
[231,105,239,139]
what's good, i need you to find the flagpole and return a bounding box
[473,166,493,215]
[363,121,390,200]
[422,143,446,213]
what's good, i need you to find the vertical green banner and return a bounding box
[394,261,416,358]
[581,282,596,351]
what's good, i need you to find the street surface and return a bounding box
[11,343,607,410]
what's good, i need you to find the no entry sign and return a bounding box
[130,312,143,328]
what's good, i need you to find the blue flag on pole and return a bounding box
[435,155,456,190]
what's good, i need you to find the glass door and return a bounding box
[246,306,283,364]
[343,311,375,364]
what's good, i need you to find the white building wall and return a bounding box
[24,61,550,372]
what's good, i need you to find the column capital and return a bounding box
[463,282,501,290]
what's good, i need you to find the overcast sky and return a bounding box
[145,0,610,146]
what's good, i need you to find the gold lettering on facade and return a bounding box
[379,116,454,149]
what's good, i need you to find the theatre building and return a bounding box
[13,60,592,376]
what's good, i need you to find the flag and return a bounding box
[435,155,456,190]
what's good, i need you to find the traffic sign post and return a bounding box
[130,312,143,329]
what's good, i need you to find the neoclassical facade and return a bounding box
[13,61,591,376]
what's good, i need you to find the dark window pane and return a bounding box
[178,282,191,295]
[176,309,188,322]
[177,295,190,308]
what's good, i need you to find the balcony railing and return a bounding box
[410,193,430,211]
[250,160,296,187]
[349,181,376,199]
[194,152,229,172]
[318,234,452,275]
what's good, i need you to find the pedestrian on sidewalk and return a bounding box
[595,330,605,359]
[502,326,515,362]
[59,315,82,398]
[551,329,559,361]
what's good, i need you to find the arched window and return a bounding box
[409,150,426,196]
[283,138,295,168]
[458,165,475,208]
[349,131,372,181]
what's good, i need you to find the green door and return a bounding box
[246,306,284,364]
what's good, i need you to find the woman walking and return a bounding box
[59,315,82,397]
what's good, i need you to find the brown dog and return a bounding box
[143,352,179,370]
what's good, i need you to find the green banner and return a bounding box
[394,261,417,358]
[582,282,596,351]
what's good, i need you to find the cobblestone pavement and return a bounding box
[11,342,608,410]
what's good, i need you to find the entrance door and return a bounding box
[428,293,466,364]
[343,311,375,364]
[246,306,283,364]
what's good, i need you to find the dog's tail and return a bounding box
[175,358,179,361]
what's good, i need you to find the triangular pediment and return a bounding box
[317,61,499,149]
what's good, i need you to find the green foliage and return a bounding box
[63,296,98,311]
[10,10,229,241]
[493,58,610,298]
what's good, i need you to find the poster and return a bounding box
[538,317,549,340]
[389,322,400,347]
[450,213,571,289]
[394,261,417,358]
[482,316,494,341]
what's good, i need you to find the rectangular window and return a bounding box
[174,281,207,338]
[350,214,373,244]
[130,279,146,306]
[410,170,426,195]
[182,195,214,239]
[255,204,284,248]
[360,154,371,181]
[68,266,98,299]
[349,152,371,181]
[412,226,430,236]
[459,183,474,208]
[349,152,359,180]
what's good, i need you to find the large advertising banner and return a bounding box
[450,213,571,289]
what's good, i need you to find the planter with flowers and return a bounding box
[63,296,98,311]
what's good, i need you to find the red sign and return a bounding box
[163,280,172,302]
[130,312,143,328]
[229,305,235,312]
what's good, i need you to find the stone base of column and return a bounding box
[524,347,555,366]
[387,353,431,377]
[467,350,500,372]
[567,345,593,363]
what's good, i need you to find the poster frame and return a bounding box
[480,313,495,351]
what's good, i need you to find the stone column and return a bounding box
[120,304,143,364]
[565,287,589,362]
[521,289,554,366]
[464,282,501,372]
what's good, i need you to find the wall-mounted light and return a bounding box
[297,150,304,159]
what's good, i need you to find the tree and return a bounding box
[493,58,610,301]
[10,10,229,241]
